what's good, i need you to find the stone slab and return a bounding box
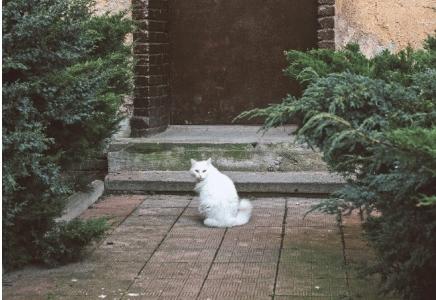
[105,170,345,194]
[112,123,298,145]
[108,123,328,173]
[56,180,104,222]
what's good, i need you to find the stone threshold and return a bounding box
[105,171,345,195]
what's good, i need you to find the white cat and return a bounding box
[189,158,252,228]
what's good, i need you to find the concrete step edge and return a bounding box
[105,171,345,195]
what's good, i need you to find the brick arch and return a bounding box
[131,0,335,137]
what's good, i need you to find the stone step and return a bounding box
[105,171,345,195]
[108,123,327,173]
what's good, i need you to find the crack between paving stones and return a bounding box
[271,198,288,299]
[337,213,351,295]
[120,197,193,300]
[195,227,228,300]
[91,196,147,253]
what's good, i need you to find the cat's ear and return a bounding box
[190,159,197,165]
[206,158,212,165]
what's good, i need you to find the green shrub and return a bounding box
[237,36,436,299]
[2,0,132,270]
[37,218,109,267]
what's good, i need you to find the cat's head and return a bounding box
[189,158,213,181]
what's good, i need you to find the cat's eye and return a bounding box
[202,170,206,173]
[195,170,199,173]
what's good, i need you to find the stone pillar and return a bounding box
[131,0,170,137]
[317,0,335,50]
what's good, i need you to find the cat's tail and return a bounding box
[232,199,253,226]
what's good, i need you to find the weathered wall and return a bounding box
[336,0,436,57]
[94,0,130,15]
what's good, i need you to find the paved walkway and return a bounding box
[3,195,392,299]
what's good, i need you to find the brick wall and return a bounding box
[130,0,170,136]
[317,0,335,50]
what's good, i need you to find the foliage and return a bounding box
[2,0,132,270]
[37,218,108,267]
[237,36,436,299]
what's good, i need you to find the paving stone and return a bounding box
[180,207,200,216]
[198,278,274,299]
[287,198,321,207]
[50,269,138,298]
[111,224,170,236]
[4,261,96,281]
[279,251,346,280]
[90,247,154,263]
[159,235,224,250]
[149,248,216,263]
[157,225,225,251]
[80,194,144,221]
[275,275,349,298]
[274,297,333,300]
[247,207,285,227]
[345,248,376,272]
[283,227,342,250]
[139,194,192,208]
[3,295,58,300]
[277,222,348,298]
[2,262,101,299]
[168,225,224,237]
[188,197,201,208]
[286,199,337,228]
[250,197,287,208]
[2,276,58,299]
[215,248,280,263]
[48,296,118,300]
[221,226,282,250]
[91,261,142,280]
[122,214,179,227]
[93,194,146,209]
[133,207,185,216]
[98,233,162,252]
[208,263,276,280]
[286,210,337,228]
[173,214,204,227]
[127,276,204,299]
[137,262,210,280]
[53,277,131,298]
[46,261,143,298]
[342,224,368,250]
[341,210,364,226]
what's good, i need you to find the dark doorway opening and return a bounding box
[168,0,318,125]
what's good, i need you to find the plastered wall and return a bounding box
[335,0,436,56]
[94,0,130,15]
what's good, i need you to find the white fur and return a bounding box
[190,158,252,227]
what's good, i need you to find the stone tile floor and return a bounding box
[3,195,397,300]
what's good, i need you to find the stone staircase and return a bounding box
[104,120,344,195]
